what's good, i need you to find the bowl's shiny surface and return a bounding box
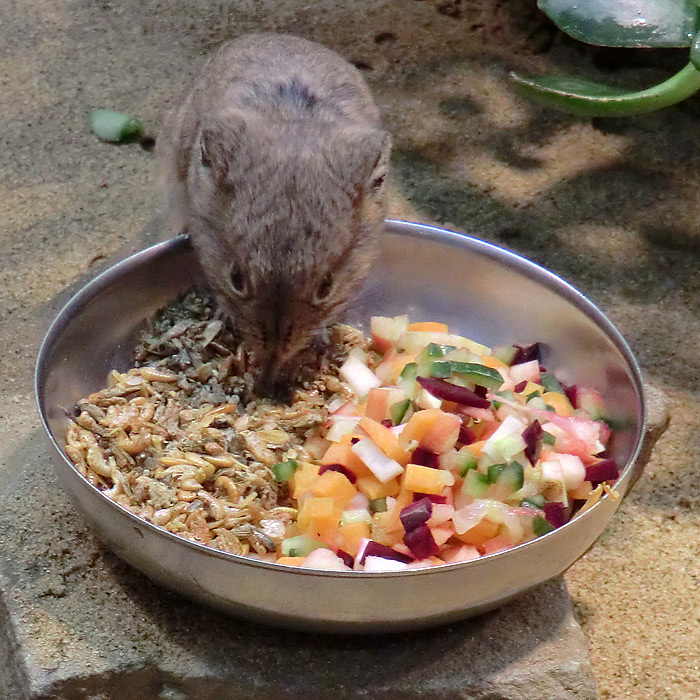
[35,220,646,632]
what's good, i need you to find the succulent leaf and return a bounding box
[538,0,699,48]
[511,63,700,117]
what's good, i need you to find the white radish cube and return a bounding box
[441,544,480,564]
[415,388,442,410]
[346,492,370,510]
[482,415,527,461]
[541,458,564,483]
[339,355,381,399]
[351,438,404,483]
[427,503,456,527]
[509,359,541,385]
[326,416,362,442]
[363,556,410,572]
[555,453,586,491]
[301,548,352,571]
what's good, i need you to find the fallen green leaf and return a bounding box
[511,62,700,117]
[89,109,143,143]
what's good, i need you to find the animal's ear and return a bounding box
[334,127,392,197]
[198,111,249,183]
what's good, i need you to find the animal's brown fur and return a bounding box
[157,33,391,386]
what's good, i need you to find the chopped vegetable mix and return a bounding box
[275,315,620,571]
[66,299,621,573]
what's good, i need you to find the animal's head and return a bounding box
[184,110,391,384]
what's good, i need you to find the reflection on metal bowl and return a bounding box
[35,220,645,633]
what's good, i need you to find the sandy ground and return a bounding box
[1,0,699,697]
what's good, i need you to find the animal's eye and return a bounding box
[370,173,385,192]
[230,265,248,297]
[314,274,334,303]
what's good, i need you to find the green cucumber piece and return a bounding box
[492,389,515,409]
[521,495,546,509]
[369,497,387,513]
[389,398,412,426]
[532,515,554,537]
[487,462,508,483]
[457,451,478,477]
[280,534,325,557]
[489,461,524,492]
[398,362,419,398]
[422,342,447,359]
[423,360,452,378]
[272,459,298,482]
[491,345,517,365]
[449,362,503,389]
[462,469,491,497]
[399,362,418,380]
[540,372,563,393]
[542,431,556,446]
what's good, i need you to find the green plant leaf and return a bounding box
[538,0,699,47]
[89,109,143,143]
[692,31,700,70]
[511,62,700,116]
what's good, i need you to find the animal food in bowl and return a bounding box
[63,290,620,571]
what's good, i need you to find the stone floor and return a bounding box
[1,0,698,698]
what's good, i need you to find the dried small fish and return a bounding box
[64,288,364,556]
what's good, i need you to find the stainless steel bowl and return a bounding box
[35,220,646,633]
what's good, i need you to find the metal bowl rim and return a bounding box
[35,220,647,579]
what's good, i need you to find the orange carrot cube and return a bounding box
[359,417,411,465]
[356,475,400,500]
[399,408,461,454]
[441,544,480,563]
[478,354,509,371]
[365,388,391,422]
[481,534,513,555]
[464,440,486,458]
[454,517,500,546]
[275,556,306,567]
[321,437,372,478]
[338,521,371,557]
[310,470,357,508]
[371,511,403,545]
[517,381,542,397]
[403,463,454,495]
[430,525,455,547]
[542,391,574,417]
[291,463,320,500]
[297,497,342,540]
[408,321,449,333]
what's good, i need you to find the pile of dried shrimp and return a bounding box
[64,289,365,557]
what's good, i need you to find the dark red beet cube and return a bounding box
[318,463,357,483]
[404,524,440,560]
[585,459,619,484]
[411,446,439,468]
